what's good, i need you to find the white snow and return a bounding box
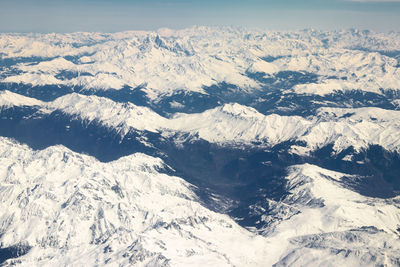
[248,60,279,75]
[0,90,44,108]
[2,92,400,153]
[48,93,168,137]
[1,27,400,267]
[260,164,400,265]
[48,94,400,152]
[1,28,400,99]
[0,138,398,266]
[0,137,270,266]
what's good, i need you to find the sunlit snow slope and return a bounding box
[1,27,400,101]
[2,90,400,154]
[0,138,399,266]
[1,27,400,266]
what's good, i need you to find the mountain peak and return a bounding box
[0,90,44,108]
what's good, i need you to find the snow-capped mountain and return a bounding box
[0,138,398,266]
[1,27,400,101]
[2,90,400,154]
[1,27,400,266]
[0,137,270,266]
[260,164,400,266]
[0,90,43,109]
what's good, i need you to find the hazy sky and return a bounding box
[1,0,400,32]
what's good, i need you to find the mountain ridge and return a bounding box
[1,27,399,101]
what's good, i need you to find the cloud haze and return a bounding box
[347,0,400,2]
[0,0,399,32]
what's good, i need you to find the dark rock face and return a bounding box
[0,245,31,265]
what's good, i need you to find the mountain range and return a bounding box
[0,27,400,266]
